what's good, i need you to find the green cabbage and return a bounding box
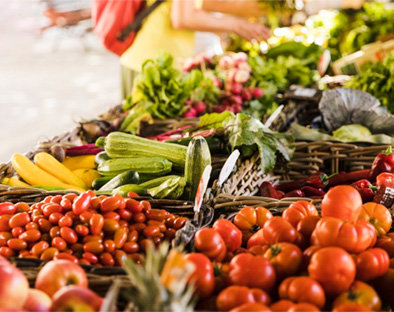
[332,124,372,142]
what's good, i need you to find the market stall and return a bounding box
[1,1,394,311]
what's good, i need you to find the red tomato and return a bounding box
[278,276,325,308]
[14,202,29,213]
[104,239,116,253]
[72,191,93,215]
[0,232,12,247]
[270,300,295,312]
[83,241,104,254]
[31,241,49,257]
[358,202,392,236]
[7,238,27,250]
[247,229,266,249]
[216,285,270,311]
[263,217,297,245]
[0,215,11,232]
[332,281,381,311]
[103,219,120,233]
[37,219,51,233]
[114,228,127,248]
[262,242,302,280]
[227,253,276,291]
[142,225,161,238]
[125,198,143,213]
[58,215,73,228]
[40,247,59,261]
[313,217,377,254]
[100,196,122,213]
[371,261,394,305]
[332,303,372,312]
[230,303,271,312]
[11,227,24,238]
[100,252,115,266]
[375,232,394,257]
[321,185,362,223]
[355,248,390,282]
[302,245,322,271]
[288,303,320,312]
[213,219,242,253]
[0,203,16,216]
[19,229,41,243]
[194,228,227,262]
[308,247,356,297]
[89,214,104,236]
[118,209,133,221]
[296,215,320,240]
[59,227,78,244]
[75,224,89,237]
[0,246,15,257]
[54,252,79,264]
[283,201,319,228]
[51,237,67,251]
[185,253,215,299]
[233,206,273,243]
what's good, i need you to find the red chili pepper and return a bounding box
[369,146,394,182]
[327,169,371,187]
[300,186,325,197]
[305,173,329,189]
[260,181,284,199]
[275,178,307,193]
[283,190,304,198]
[351,179,376,202]
[376,172,394,188]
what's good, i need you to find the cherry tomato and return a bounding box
[227,253,276,291]
[213,219,242,253]
[119,209,133,221]
[145,209,168,222]
[133,213,146,224]
[0,215,12,232]
[19,229,41,243]
[263,217,297,245]
[49,212,63,225]
[308,247,355,297]
[83,235,103,244]
[114,228,128,248]
[51,237,67,251]
[122,241,139,254]
[58,215,73,227]
[129,223,146,233]
[25,222,39,231]
[103,239,116,253]
[185,253,215,299]
[139,200,151,211]
[143,225,161,238]
[42,203,62,218]
[355,248,390,282]
[90,196,101,210]
[103,219,120,233]
[164,228,176,240]
[50,195,63,204]
[279,276,325,308]
[83,252,98,264]
[7,238,27,250]
[79,211,93,224]
[114,250,127,266]
[332,280,381,311]
[0,202,16,215]
[9,212,31,228]
[14,202,30,213]
[89,214,104,235]
[72,191,93,215]
[173,217,188,230]
[60,198,72,210]
[358,202,392,236]
[100,196,122,213]
[100,252,115,266]
[103,211,120,221]
[314,217,376,254]
[321,185,362,223]
[31,241,49,256]
[49,226,60,238]
[125,198,143,213]
[194,228,227,262]
[288,303,320,312]
[60,227,78,244]
[11,227,24,238]
[40,247,59,261]
[54,252,79,264]
[0,232,12,247]
[0,246,15,257]
[127,230,139,242]
[75,224,89,237]
[83,241,104,254]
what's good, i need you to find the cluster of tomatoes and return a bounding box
[185,185,394,312]
[0,190,187,267]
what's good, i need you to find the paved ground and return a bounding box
[0,0,120,163]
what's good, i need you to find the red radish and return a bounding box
[219,55,234,69]
[231,83,242,95]
[238,62,252,72]
[233,104,243,113]
[233,52,248,65]
[193,101,207,115]
[182,58,196,72]
[234,69,250,84]
[241,89,252,101]
[251,87,264,98]
[231,95,243,106]
[183,108,198,118]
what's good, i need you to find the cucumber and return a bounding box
[99,170,139,191]
[112,184,148,197]
[92,176,113,190]
[184,136,211,200]
[167,136,223,154]
[95,151,111,166]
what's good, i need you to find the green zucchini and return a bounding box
[99,170,139,191]
[184,136,211,200]
[139,175,181,189]
[95,151,111,166]
[167,136,223,154]
[148,176,186,199]
[97,157,172,176]
[92,176,113,190]
[112,184,148,197]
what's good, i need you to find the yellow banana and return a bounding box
[62,155,96,170]
[72,169,101,189]
[2,177,30,187]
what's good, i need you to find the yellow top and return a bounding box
[120,1,195,72]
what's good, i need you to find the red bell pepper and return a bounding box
[300,186,325,198]
[376,172,394,188]
[260,181,284,199]
[351,179,376,202]
[304,173,329,189]
[369,146,394,182]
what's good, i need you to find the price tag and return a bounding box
[318,49,331,76]
[264,104,284,129]
[218,149,240,187]
[194,165,212,213]
[293,88,317,98]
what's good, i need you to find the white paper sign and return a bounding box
[218,149,240,187]
[194,165,212,213]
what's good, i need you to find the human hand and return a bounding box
[233,19,271,42]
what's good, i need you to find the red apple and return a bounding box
[35,260,88,298]
[0,261,29,308]
[23,289,52,312]
[51,286,103,312]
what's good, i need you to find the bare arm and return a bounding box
[198,0,268,18]
[171,0,270,41]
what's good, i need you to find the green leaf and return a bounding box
[197,111,234,130]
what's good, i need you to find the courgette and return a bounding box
[92,176,113,190]
[99,170,139,191]
[184,136,211,200]
[139,175,181,189]
[167,136,223,154]
[97,157,172,176]
[95,151,111,166]
[96,132,187,169]
[148,176,186,199]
